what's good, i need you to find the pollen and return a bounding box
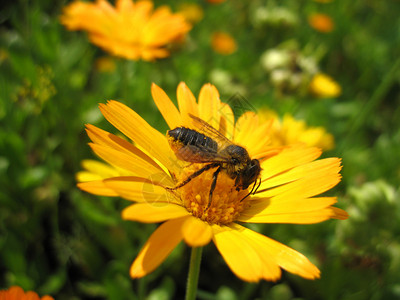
[172,164,250,225]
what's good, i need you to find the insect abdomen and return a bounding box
[168,127,218,150]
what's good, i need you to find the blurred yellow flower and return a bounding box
[178,3,204,24]
[308,13,334,33]
[211,32,237,55]
[260,110,335,151]
[95,56,116,73]
[78,82,347,282]
[0,286,54,300]
[60,0,192,61]
[309,73,342,98]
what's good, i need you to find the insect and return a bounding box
[166,114,261,208]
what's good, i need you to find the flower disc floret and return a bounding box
[175,164,248,224]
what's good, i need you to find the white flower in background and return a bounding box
[260,49,292,71]
[209,69,247,97]
[252,6,298,27]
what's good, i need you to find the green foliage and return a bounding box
[1,0,399,299]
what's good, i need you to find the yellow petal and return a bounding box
[86,124,164,172]
[76,171,103,182]
[239,207,338,224]
[218,103,234,140]
[122,203,189,223]
[80,159,121,179]
[231,223,320,280]
[212,224,263,282]
[151,83,182,129]
[141,47,170,61]
[222,224,282,281]
[258,159,341,201]
[233,111,258,145]
[260,146,322,183]
[103,176,176,203]
[99,100,181,173]
[89,143,171,182]
[244,196,337,215]
[198,83,221,129]
[90,35,142,60]
[245,121,273,157]
[116,0,137,12]
[77,180,119,196]
[130,217,188,278]
[177,82,199,125]
[260,158,340,191]
[76,159,122,182]
[330,207,349,220]
[182,216,213,247]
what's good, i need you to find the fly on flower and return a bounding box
[166,114,261,208]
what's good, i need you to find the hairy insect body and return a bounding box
[218,145,260,190]
[166,115,261,208]
[168,127,218,162]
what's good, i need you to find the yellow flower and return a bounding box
[211,32,237,55]
[309,73,342,98]
[60,0,192,61]
[0,286,54,300]
[308,13,334,33]
[259,110,335,151]
[78,82,348,282]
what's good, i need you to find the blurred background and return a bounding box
[0,0,399,299]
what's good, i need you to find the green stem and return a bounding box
[185,247,203,300]
[137,277,146,300]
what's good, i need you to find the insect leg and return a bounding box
[206,166,222,209]
[167,162,219,191]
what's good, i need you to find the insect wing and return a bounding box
[174,144,228,163]
[188,114,232,149]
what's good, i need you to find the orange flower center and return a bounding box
[173,164,249,225]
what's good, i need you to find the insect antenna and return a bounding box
[240,178,262,202]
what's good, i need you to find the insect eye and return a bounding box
[247,160,261,177]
